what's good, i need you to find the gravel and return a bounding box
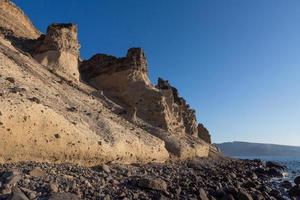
[0,157,295,200]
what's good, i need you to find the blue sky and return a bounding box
[13,0,300,145]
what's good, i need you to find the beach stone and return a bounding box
[28,192,36,199]
[49,182,59,193]
[238,190,253,200]
[1,170,22,187]
[280,180,292,189]
[8,187,29,200]
[289,185,300,197]
[267,168,282,177]
[29,167,45,177]
[266,161,285,170]
[137,178,167,192]
[47,193,80,200]
[242,180,256,188]
[224,186,238,195]
[269,189,280,198]
[253,192,264,200]
[225,194,235,200]
[102,164,111,173]
[198,188,209,200]
[294,176,300,185]
[0,187,12,195]
[254,167,266,175]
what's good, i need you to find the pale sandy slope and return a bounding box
[0,36,169,166]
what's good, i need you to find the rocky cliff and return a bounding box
[33,23,80,81]
[198,123,211,144]
[80,49,212,159]
[0,0,40,39]
[0,0,217,166]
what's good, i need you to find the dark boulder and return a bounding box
[294,176,300,185]
[266,161,286,171]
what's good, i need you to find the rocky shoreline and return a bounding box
[0,157,298,200]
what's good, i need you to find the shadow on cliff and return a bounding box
[0,27,41,54]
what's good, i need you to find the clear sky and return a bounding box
[13,0,300,145]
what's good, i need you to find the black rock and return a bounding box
[242,180,256,189]
[267,168,282,177]
[294,176,300,185]
[238,190,253,200]
[288,185,300,197]
[47,193,80,200]
[269,189,280,198]
[280,180,292,189]
[266,161,286,171]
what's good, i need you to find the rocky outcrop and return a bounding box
[0,0,215,165]
[0,35,169,165]
[80,48,193,135]
[80,48,211,159]
[0,0,40,40]
[198,123,211,144]
[156,78,198,137]
[80,48,168,129]
[33,23,80,81]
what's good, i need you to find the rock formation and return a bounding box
[80,48,175,131]
[0,0,40,39]
[33,23,80,81]
[198,123,211,144]
[156,78,198,137]
[80,49,211,159]
[0,2,168,165]
[0,0,217,165]
[81,49,191,135]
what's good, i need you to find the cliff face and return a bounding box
[198,123,211,144]
[80,49,212,159]
[0,0,216,165]
[156,78,198,136]
[80,49,196,137]
[33,23,80,81]
[81,48,173,131]
[0,0,40,39]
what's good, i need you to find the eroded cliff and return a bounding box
[80,48,211,159]
[0,0,216,165]
[0,0,40,39]
[33,23,80,81]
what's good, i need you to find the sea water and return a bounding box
[235,156,300,181]
[236,156,300,199]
